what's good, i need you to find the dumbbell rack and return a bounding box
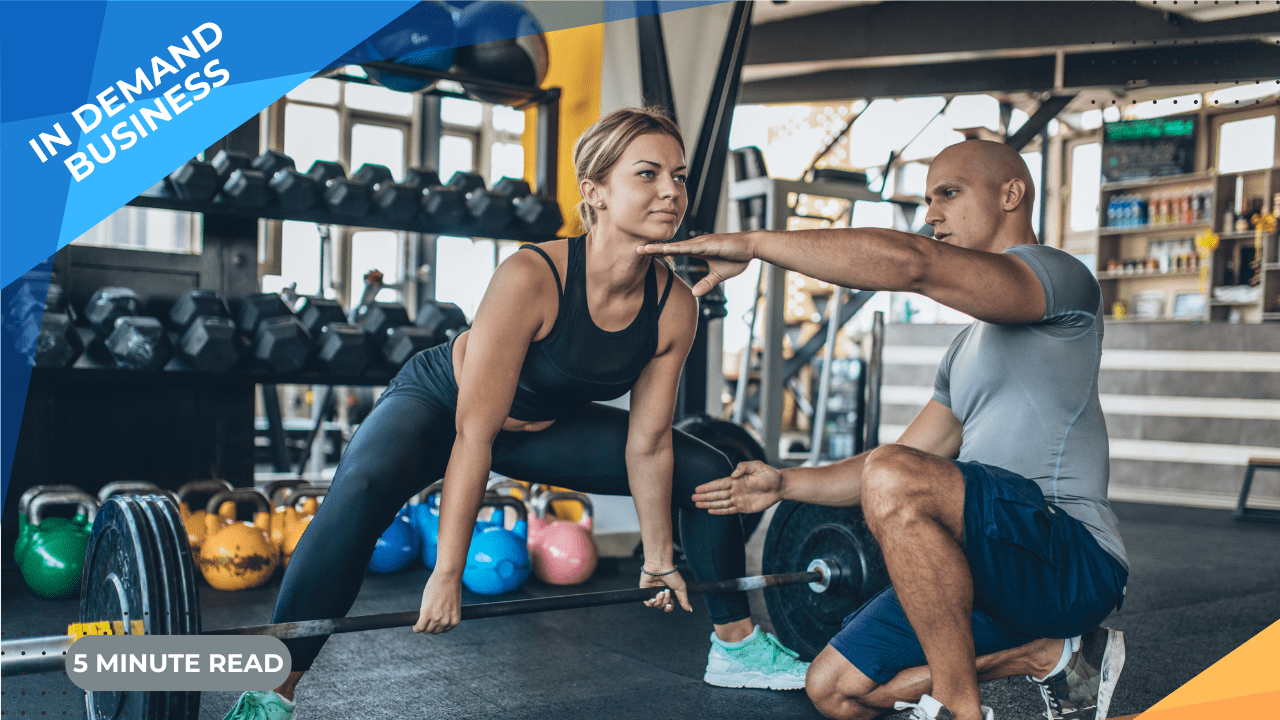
[8,67,563,562]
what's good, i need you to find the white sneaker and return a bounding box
[894,693,994,720]
[703,625,809,690]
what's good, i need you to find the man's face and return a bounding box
[922,148,1001,250]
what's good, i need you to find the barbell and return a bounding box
[2,494,889,720]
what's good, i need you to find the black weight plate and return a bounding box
[81,496,162,720]
[136,497,188,720]
[124,497,170,720]
[761,501,889,661]
[142,495,203,719]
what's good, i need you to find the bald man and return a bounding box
[639,140,1128,720]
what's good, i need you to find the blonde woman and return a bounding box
[222,107,809,720]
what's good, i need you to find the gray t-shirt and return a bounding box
[933,243,1127,570]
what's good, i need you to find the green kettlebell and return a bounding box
[14,485,84,565]
[17,491,98,599]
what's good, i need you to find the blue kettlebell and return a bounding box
[462,495,530,595]
[369,506,420,573]
[412,481,443,568]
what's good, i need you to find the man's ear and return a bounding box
[1002,178,1027,212]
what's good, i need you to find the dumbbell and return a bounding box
[296,296,369,376]
[254,151,318,214]
[448,172,512,235]
[12,282,82,368]
[169,289,241,373]
[167,160,221,202]
[104,316,173,370]
[237,293,311,373]
[382,299,468,368]
[211,150,270,209]
[493,177,564,238]
[352,164,421,222]
[397,167,463,228]
[353,302,411,360]
[306,161,370,219]
[82,287,141,367]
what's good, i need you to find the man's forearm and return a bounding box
[750,228,929,292]
[779,451,869,507]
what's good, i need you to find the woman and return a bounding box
[223,108,809,720]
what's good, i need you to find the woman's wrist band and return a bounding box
[641,567,678,577]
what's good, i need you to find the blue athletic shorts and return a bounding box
[828,460,1128,685]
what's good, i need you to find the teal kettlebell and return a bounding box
[462,494,530,596]
[16,490,98,599]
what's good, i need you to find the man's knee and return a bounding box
[806,647,877,720]
[861,444,936,525]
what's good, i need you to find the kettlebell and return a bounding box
[177,480,235,554]
[96,481,165,503]
[487,479,530,503]
[529,491,598,586]
[369,506,420,574]
[263,479,308,551]
[15,490,98,599]
[198,489,278,591]
[14,485,84,565]
[413,481,444,568]
[462,495,530,595]
[530,483,585,523]
[280,486,328,568]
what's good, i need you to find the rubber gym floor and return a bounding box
[3,500,1278,719]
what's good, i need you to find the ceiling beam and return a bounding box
[746,1,1280,68]
[1006,94,1076,151]
[740,42,1280,104]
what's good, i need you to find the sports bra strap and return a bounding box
[521,243,563,298]
[655,261,675,315]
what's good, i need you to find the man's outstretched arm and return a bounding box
[640,228,1046,325]
[693,399,964,513]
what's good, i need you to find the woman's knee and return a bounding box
[671,434,733,495]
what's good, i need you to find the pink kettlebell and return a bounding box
[529,491,598,585]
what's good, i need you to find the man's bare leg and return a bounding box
[806,638,1066,719]
[858,444,981,720]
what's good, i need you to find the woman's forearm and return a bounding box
[433,434,495,580]
[625,445,676,569]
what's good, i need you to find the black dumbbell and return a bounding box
[254,152,318,214]
[354,164,421,222]
[34,312,84,368]
[254,315,312,373]
[448,172,512,235]
[493,178,563,238]
[354,302,411,347]
[403,167,463,228]
[296,297,348,337]
[105,316,172,371]
[211,150,254,182]
[169,289,240,373]
[238,293,312,373]
[167,160,221,202]
[415,300,469,345]
[306,161,369,219]
[317,323,369,376]
[84,287,141,337]
[382,326,438,368]
[222,168,270,208]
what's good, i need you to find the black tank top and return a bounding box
[507,235,675,421]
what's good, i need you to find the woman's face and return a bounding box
[586,132,688,243]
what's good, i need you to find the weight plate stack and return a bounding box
[81,496,164,720]
[136,495,202,719]
[760,501,889,661]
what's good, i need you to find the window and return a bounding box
[1069,143,1102,232]
[434,235,496,319]
[74,206,201,253]
[1218,115,1276,174]
[349,231,401,303]
[279,221,325,297]
[351,123,406,180]
[439,134,475,182]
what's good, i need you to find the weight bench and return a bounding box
[1235,457,1280,523]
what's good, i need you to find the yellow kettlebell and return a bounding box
[177,480,235,554]
[198,489,278,591]
[262,480,308,555]
[530,484,584,523]
[280,486,328,568]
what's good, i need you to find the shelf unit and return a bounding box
[1096,166,1279,323]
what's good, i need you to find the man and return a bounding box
[638,140,1128,720]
